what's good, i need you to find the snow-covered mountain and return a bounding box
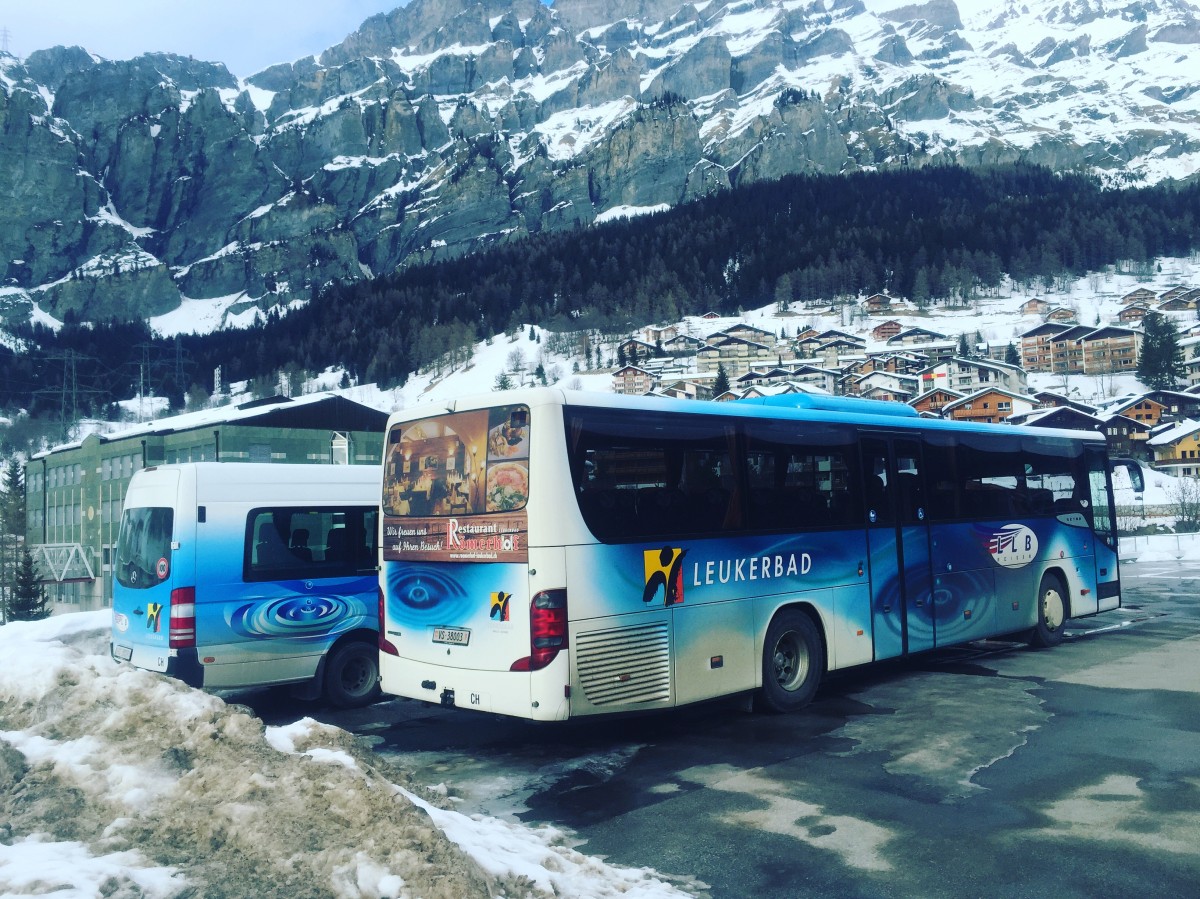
[1,0,1198,329]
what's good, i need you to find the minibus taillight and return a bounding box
[510,589,567,672]
[168,587,196,648]
[378,586,399,656]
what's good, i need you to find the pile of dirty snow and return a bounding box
[0,611,694,898]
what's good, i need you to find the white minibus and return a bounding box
[111,463,381,706]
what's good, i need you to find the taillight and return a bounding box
[168,587,196,648]
[378,586,398,656]
[510,589,567,671]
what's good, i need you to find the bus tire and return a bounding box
[323,640,381,708]
[757,609,824,713]
[1029,573,1069,649]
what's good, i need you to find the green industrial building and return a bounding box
[25,393,388,613]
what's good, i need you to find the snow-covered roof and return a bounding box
[36,392,377,457]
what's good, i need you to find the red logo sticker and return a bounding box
[156,557,169,580]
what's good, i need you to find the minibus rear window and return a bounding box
[115,507,174,589]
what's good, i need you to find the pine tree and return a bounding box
[1138,312,1184,390]
[9,547,49,621]
[0,457,23,625]
[713,363,730,396]
[1005,343,1020,365]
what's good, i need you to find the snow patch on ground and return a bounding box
[0,613,696,898]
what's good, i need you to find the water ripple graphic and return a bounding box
[229,594,369,640]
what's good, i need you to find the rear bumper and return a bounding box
[379,654,569,721]
[111,641,204,688]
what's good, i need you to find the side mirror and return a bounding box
[1110,458,1144,493]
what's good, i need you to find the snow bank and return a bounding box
[0,612,695,898]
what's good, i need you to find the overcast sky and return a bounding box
[0,1,407,78]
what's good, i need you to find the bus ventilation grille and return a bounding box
[576,621,671,707]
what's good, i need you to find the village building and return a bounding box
[845,370,920,402]
[1078,326,1141,374]
[1045,306,1078,323]
[656,378,715,401]
[1146,419,1200,477]
[696,335,780,377]
[1118,304,1150,324]
[1121,287,1157,305]
[662,333,704,354]
[710,323,778,345]
[870,320,904,342]
[1042,325,1098,373]
[1029,391,1098,414]
[1155,296,1196,314]
[917,356,1028,395]
[612,364,656,395]
[940,388,1036,424]
[1096,412,1150,460]
[616,337,660,363]
[1007,406,1103,431]
[908,387,963,416]
[862,293,896,314]
[1019,322,1072,373]
[886,326,948,347]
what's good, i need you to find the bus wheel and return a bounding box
[323,640,381,708]
[758,609,825,713]
[1029,574,1068,649]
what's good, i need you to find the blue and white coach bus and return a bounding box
[377,388,1140,721]
[111,463,381,707]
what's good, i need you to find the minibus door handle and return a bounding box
[132,608,144,616]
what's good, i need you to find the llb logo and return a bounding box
[989,524,1038,569]
[643,546,687,606]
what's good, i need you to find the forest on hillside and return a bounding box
[2,164,1199,440]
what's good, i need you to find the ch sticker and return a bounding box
[643,546,687,606]
[146,602,163,632]
[490,591,511,621]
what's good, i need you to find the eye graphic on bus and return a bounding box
[643,546,687,606]
[386,565,473,626]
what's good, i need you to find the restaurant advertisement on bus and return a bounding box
[382,405,530,564]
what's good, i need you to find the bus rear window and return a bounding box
[115,507,174,589]
[384,405,530,517]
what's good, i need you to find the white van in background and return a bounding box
[110,463,382,707]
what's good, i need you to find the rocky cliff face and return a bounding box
[1,0,1198,330]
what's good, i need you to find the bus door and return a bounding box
[861,435,935,659]
[1086,445,1122,612]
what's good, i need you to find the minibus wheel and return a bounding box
[323,640,381,708]
[757,609,825,713]
[1028,573,1068,649]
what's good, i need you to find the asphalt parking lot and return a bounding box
[251,558,1200,898]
